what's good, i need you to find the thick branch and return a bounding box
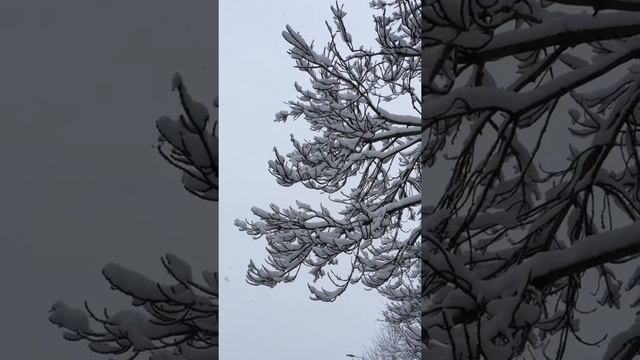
[444,221,640,326]
[531,220,640,286]
[460,12,640,64]
[550,0,640,12]
[425,44,638,121]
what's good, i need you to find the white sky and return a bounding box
[219,1,390,359]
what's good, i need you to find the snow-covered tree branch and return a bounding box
[156,73,218,202]
[49,254,218,360]
[49,76,218,360]
[235,1,421,358]
[423,1,640,359]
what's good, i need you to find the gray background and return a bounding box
[219,2,389,359]
[0,0,217,357]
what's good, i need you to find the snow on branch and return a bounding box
[49,254,218,360]
[460,12,640,64]
[50,75,219,359]
[423,1,640,359]
[238,1,421,358]
[550,0,640,12]
[156,73,218,201]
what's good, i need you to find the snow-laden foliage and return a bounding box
[50,77,218,360]
[156,73,218,201]
[424,1,640,359]
[49,254,218,360]
[235,1,421,358]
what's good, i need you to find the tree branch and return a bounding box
[460,12,640,64]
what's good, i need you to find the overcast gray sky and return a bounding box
[219,1,390,359]
[0,0,216,357]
